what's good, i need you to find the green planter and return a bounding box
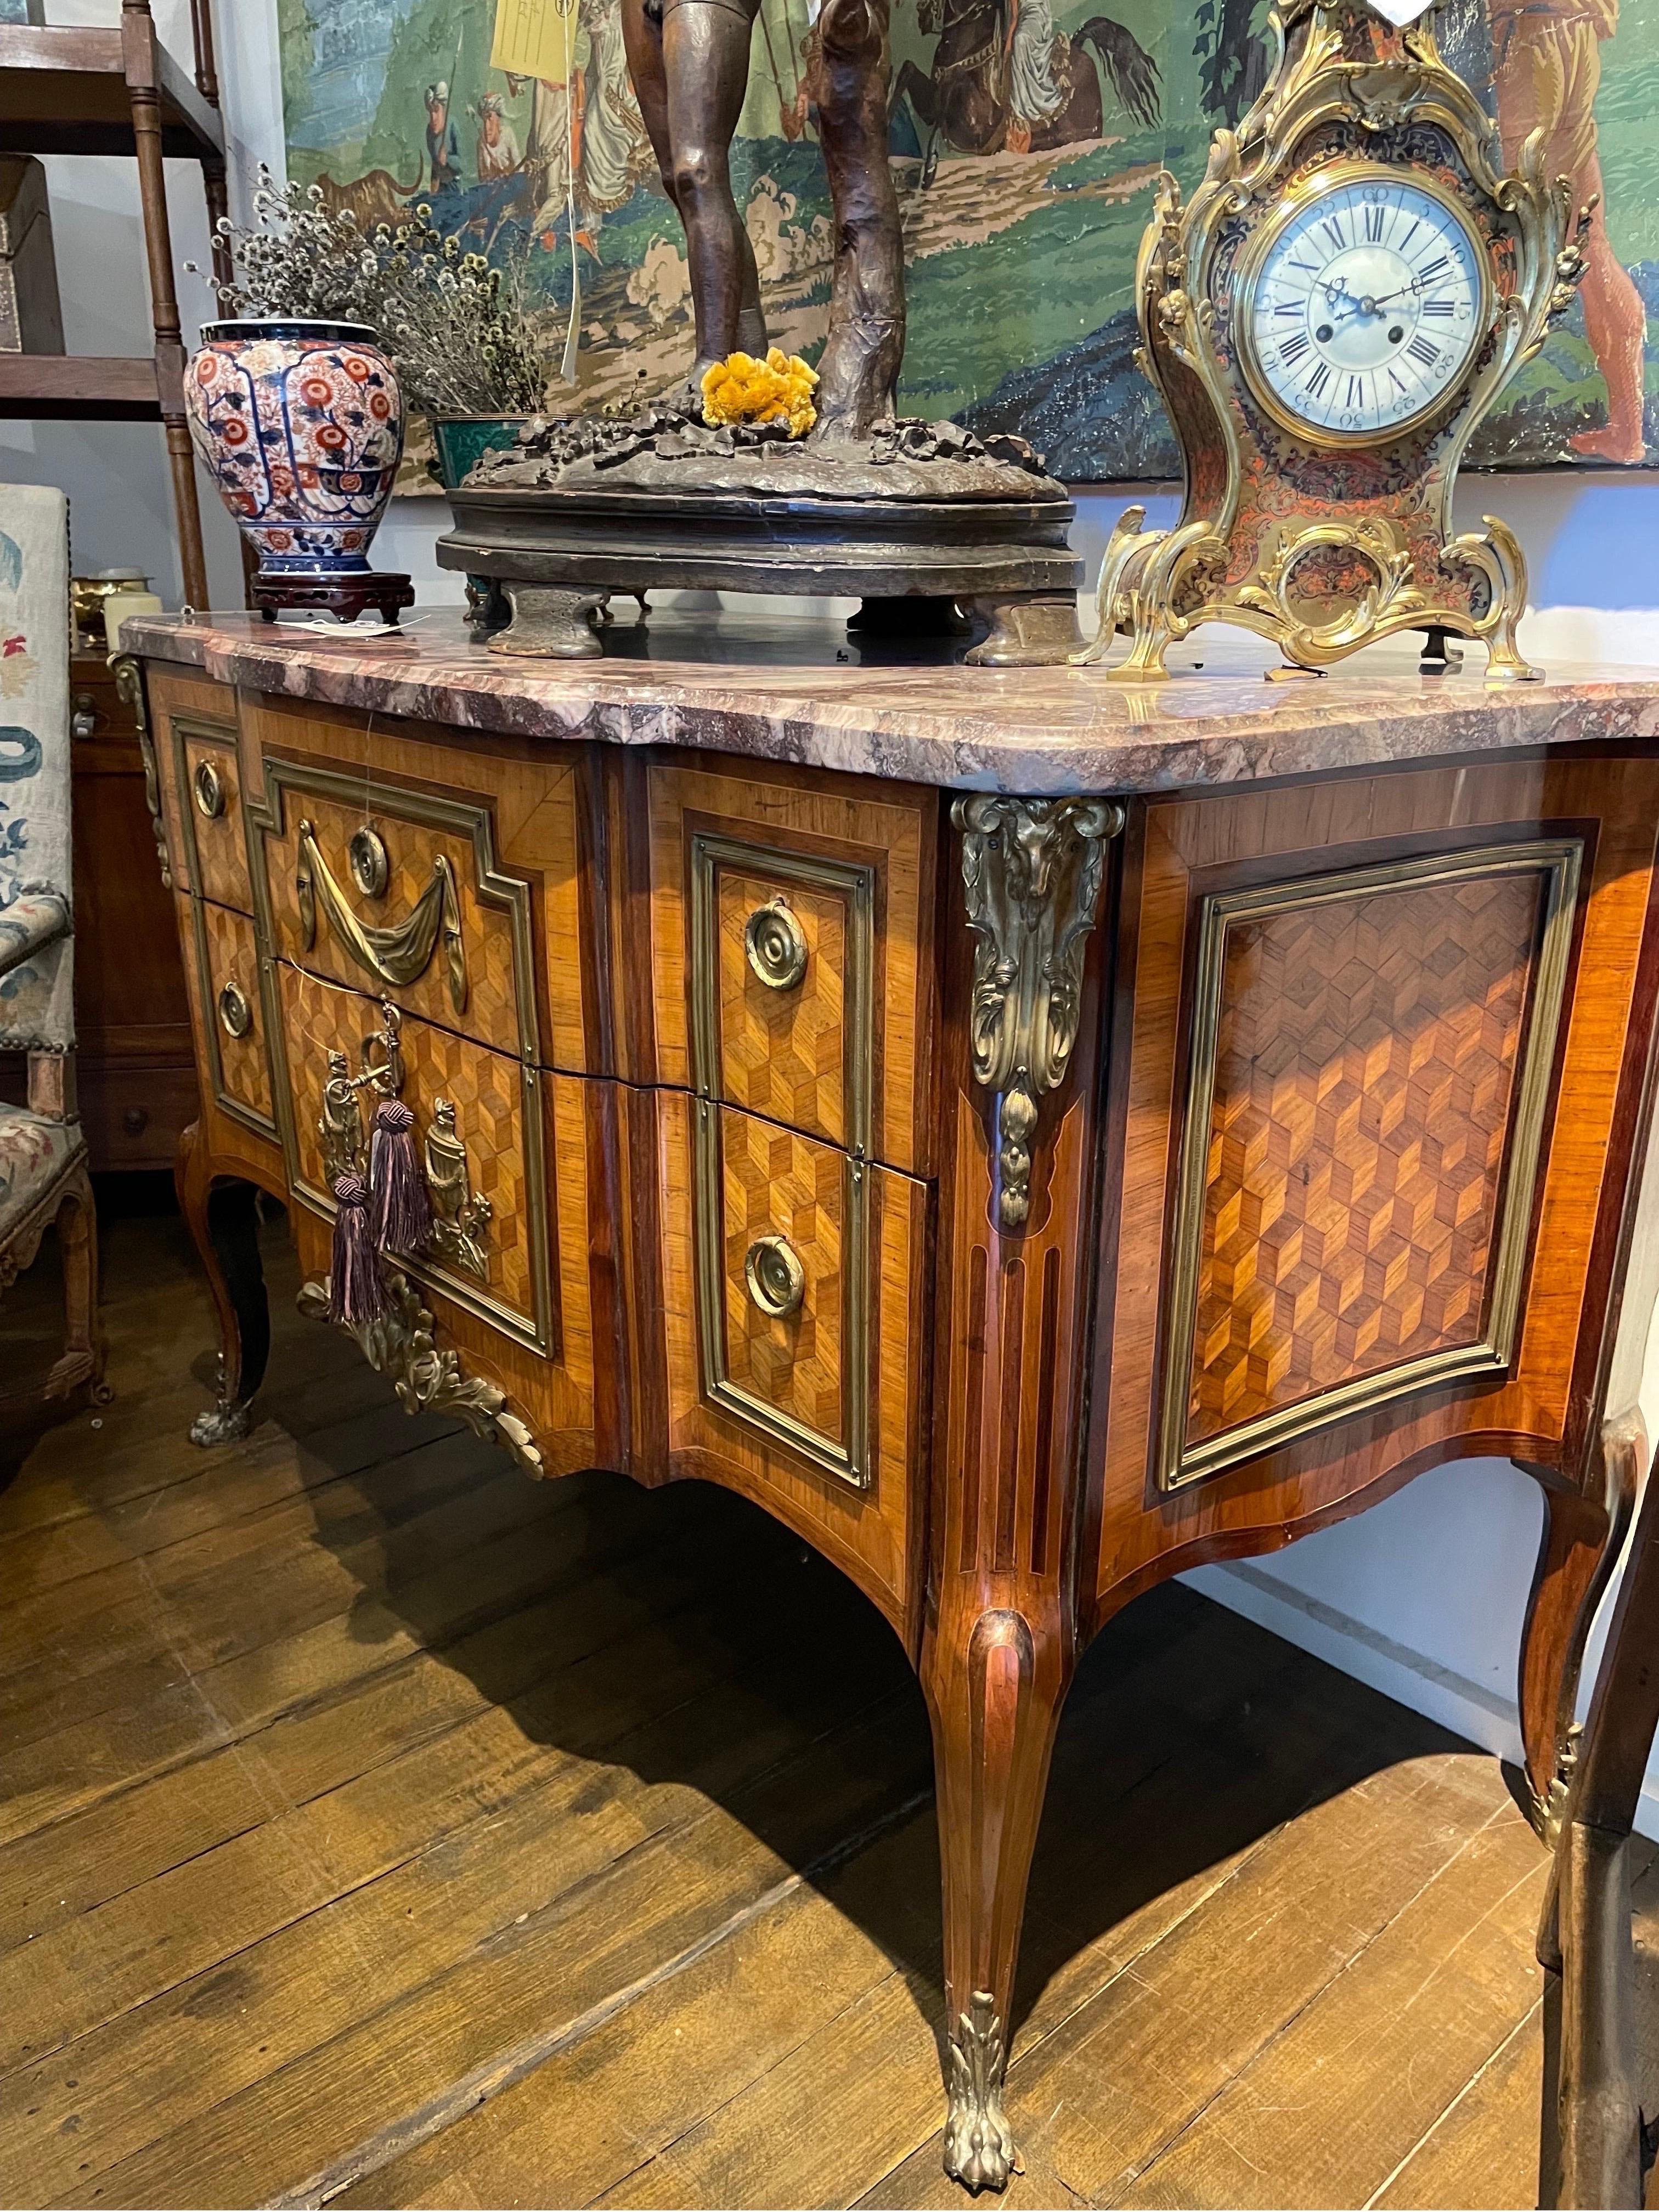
[430,417,530,629]
[429,414,530,493]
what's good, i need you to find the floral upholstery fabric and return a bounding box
[0,486,72,1053]
[0,889,68,978]
[0,1102,80,1241]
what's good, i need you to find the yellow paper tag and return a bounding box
[490,0,578,82]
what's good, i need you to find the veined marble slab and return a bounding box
[123,606,1659,797]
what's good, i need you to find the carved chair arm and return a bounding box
[0,890,70,982]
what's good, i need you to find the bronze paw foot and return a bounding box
[944,1991,1019,2192]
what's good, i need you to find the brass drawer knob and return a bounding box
[744,1234,806,1320]
[349,825,390,899]
[217,978,252,1039]
[193,756,225,819]
[744,897,808,991]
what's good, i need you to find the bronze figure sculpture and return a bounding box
[622,0,905,433]
[439,0,1086,660]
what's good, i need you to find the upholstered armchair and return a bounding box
[0,484,106,1405]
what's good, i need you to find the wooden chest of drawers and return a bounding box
[128,619,1659,2200]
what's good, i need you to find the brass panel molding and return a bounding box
[297,1271,543,1476]
[252,756,540,1066]
[953,795,1125,1230]
[247,755,552,1354]
[163,704,241,900]
[687,831,877,1488]
[689,830,876,1155]
[1157,836,1583,1491]
[110,654,171,893]
[187,897,276,1142]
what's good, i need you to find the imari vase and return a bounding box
[184,321,404,596]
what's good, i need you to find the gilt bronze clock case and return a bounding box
[1079,0,1587,681]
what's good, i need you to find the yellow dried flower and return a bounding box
[701,346,819,438]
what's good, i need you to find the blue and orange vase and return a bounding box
[185,320,413,621]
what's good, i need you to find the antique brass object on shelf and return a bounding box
[191,755,224,819]
[953,795,1124,1230]
[744,1233,806,1320]
[216,978,251,1039]
[295,819,467,1017]
[743,897,809,991]
[1074,0,1590,682]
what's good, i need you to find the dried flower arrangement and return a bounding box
[189,168,549,420]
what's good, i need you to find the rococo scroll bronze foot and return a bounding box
[176,1125,270,1449]
[189,1378,255,1447]
[944,1990,1018,2191]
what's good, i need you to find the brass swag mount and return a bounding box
[1075,0,1592,682]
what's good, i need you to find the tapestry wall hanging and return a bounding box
[278,0,1657,478]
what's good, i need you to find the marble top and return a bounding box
[123,606,1659,798]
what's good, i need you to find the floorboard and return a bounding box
[0,1192,1629,2209]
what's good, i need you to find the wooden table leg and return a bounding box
[923,796,1119,2190]
[923,1589,1069,2192]
[1538,1412,1659,2210]
[175,1117,270,1444]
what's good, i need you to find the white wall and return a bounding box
[13,1,1659,1833]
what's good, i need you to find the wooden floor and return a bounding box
[2,1195,1656,2211]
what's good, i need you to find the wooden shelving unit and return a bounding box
[0,0,229,606]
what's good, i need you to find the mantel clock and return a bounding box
[1077,0,1590,681]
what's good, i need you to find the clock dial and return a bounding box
[1243,173,1487,441]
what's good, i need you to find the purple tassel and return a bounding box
[329,1173,387,1325]
[369,1096,432,1256]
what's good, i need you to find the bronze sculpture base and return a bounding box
[436,415,1084,667]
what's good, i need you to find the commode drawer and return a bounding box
[145,669,240,901]
[179,895,274,1135]
[253,759,538,1063]
[272,961,554,1355]
[647,761,936,1173]
[657,1091,927,1622]
[151,695,250,912]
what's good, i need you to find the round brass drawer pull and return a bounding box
[744,897,808,991]
[744,1234,806,1320]
[193,756,225,820]
[349,825,390,899]
[217,979,252,1039]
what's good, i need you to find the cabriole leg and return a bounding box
[1519,1478,1630,1826]
[1536,1415,1659,2211]
[176,1119,270,1445]
[922,1596,1069,2193]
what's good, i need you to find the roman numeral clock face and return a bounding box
[1241,172,1488,443]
